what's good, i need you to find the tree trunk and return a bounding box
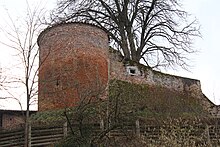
[121,35,130,61]
[24,110,30,147]
[25,81,30,147]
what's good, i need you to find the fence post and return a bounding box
[136,119,140,137]
[206,124,211,145]
[100,119,104,130]
[28,124,31,147]
[63,122,68,137]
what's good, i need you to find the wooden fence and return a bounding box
[1,120,220,146]
[0,123,66,147]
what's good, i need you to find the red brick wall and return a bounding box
[2,114,24,130]
[38,23,109,111]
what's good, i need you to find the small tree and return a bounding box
[0,3,48,147]
[52,0,200,69]
[50,80,147,146]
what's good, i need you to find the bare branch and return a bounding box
[53,0,200,70]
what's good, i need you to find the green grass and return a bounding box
[109,80,210,121]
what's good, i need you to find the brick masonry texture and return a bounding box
[109,51,220,117]
[38,23,109,111]
[110,52,201,93]
[1,114,24,129]
[38,23,220,117]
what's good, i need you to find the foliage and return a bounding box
[146,118,211,147]
[31,109,66,123]
[33,101,103,146]
[55,125,97,147]
[52,0,200,69]
[36,79,210,146]
[109,80,209,121]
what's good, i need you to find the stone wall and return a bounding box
[1,113,24,130]
[38,23,109,111]
[109,52,200,94]
[109,51,220,117]
[37,22,220,117]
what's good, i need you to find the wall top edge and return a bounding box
[37,22,109,45]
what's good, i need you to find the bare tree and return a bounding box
[34,60,110,146]
[0,66,3,90]
[52,0,200,69]
[0,3,47,147]
[53,79,151,146]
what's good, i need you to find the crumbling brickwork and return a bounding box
[109,51,220,117]
[38,23,109,111]
[37,23,220,117]
[109,51,200,93]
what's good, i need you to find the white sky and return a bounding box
[180,0,220,104]
[0,0,220,110]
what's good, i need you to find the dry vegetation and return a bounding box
[31,79,214,146]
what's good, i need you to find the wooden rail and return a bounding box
[0,124,65,147]
[0,121,220,146]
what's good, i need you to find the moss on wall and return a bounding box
[33,79,210,127]
[109,79,210,121]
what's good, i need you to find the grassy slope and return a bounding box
[109,80,210,122]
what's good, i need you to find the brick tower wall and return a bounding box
[37,23,109,111]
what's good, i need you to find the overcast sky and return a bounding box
[181,0,220,104]
[0,0,220,110]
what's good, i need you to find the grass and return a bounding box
[109,79,210,121]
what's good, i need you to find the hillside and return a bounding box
[109,79,210,122]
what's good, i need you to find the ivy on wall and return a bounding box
[108,80,210,121]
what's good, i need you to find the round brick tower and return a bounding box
[37,23,109,111]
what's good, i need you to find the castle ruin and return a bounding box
[37,23,220,117]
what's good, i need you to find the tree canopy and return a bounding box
[52,0,200,69]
